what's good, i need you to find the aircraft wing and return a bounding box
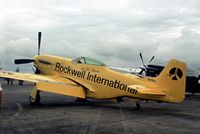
[0,71,55,82]
[128,85,166,96]
[0,70,86,98]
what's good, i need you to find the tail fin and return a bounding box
[156,59,186,103]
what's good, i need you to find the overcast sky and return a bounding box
[1,0,200,72]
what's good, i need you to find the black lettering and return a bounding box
[87,72,90,80]
[55,63,61,71]
[66,66,71,74]
[101,78,109,86]
[81,71,85,78]
[114,80,120,88]
[130,88,137,94]
[77,71,81,77]
[93,74,97,82]
[109,80,114,87]
[71,69,77,76]
[55,64,137,95]
[64,67,68,73]
[124,85,127,91]
[119,84,125,90]
[96,77,101,83]
[59,66,64,72]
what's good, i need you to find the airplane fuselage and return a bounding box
[34,55,168,102]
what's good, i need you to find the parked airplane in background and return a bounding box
[0,32,187,110]
[138,53,200,94]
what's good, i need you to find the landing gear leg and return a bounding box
[29,87,40,105]
[135,101,140,110]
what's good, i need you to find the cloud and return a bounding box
[156,27,200,69]
[1,0,200,72]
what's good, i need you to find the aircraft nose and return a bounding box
[33,55,40,64]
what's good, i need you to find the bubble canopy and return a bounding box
[72,57,106,67]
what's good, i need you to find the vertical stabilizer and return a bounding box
[156,59,186,103]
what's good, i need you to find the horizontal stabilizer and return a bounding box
[128,85,166,96]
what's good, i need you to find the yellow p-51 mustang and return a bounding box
[0,33,186,110]
[0,55,187,109]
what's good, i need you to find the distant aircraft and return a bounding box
[138,53,200,94]
[0,32,187,110]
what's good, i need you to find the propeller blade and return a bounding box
[149,56,155,63]
[32,68,35,73]
[139,53,145,67]
[38,32,42,55]
[14,59,34,64]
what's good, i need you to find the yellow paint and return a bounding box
[0,55,186,104]
[30,87,37,100]
[36,82,85,98]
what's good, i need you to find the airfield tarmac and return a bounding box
[0,80,200,134]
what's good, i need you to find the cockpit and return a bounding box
[72,57,106,67]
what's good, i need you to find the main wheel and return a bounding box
[29,91,40,105]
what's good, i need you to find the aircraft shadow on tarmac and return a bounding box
[18,97,200,120]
